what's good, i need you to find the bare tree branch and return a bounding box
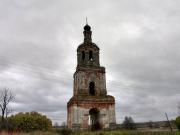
[6,108,12,118]
[178,102,180,115]
[0,88,14,122]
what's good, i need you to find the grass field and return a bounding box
[0,130,180,135]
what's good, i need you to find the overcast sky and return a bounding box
[0,0,180,125]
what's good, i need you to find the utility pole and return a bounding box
[165,113,172,132]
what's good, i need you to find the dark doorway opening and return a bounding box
[89,82,95,96]
[89,108,101,130]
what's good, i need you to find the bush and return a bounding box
[8,112,52,132]
[175,116,180,130]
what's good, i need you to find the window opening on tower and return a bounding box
[89,82,95,96]
[89,51,93,60]
[82,51,85,60]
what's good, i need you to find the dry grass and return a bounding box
[0,130,179,135]
[75,130,180,135]
[0,131,58,135]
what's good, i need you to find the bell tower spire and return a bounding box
[86,17,88,25]
[83,23,92,43]
[77,24,100,67]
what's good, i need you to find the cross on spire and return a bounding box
[86,17,88,25]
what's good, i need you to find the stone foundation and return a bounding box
[67,96,116,130]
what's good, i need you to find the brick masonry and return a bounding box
[67,24,116,130]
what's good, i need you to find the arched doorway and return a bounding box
[89,82,95,96]
[89,108,101,130]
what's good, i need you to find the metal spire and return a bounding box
[86,17,88,25]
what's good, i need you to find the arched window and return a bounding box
[89,51,93,60]
[89,82,95,96]
[82,51,85,60]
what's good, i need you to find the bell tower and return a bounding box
[77,24,100,67]
[67,24,116,130]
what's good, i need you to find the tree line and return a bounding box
[0,87,180,132]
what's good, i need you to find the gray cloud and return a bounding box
[0,0,180,124]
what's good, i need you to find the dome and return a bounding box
[84,24,91,31]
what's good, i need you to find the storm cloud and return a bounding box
[0,0,180,124]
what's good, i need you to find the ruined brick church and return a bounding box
[67,24,116,130]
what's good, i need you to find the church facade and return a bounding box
[67,24,116,130]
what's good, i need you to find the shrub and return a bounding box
[175,116,180,130]
[8,112,52,132]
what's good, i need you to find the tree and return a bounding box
[175,116,180,131]
[0,88,14,122]
[178,102,180,115]
[148,121,153,129]
[122,116,136,130]
[5,108,12,118]
[8,112,52,132]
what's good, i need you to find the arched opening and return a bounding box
[89,108,101,130]
[89,51,93,60]
[89,82,95,96]
[82,51,85,60]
